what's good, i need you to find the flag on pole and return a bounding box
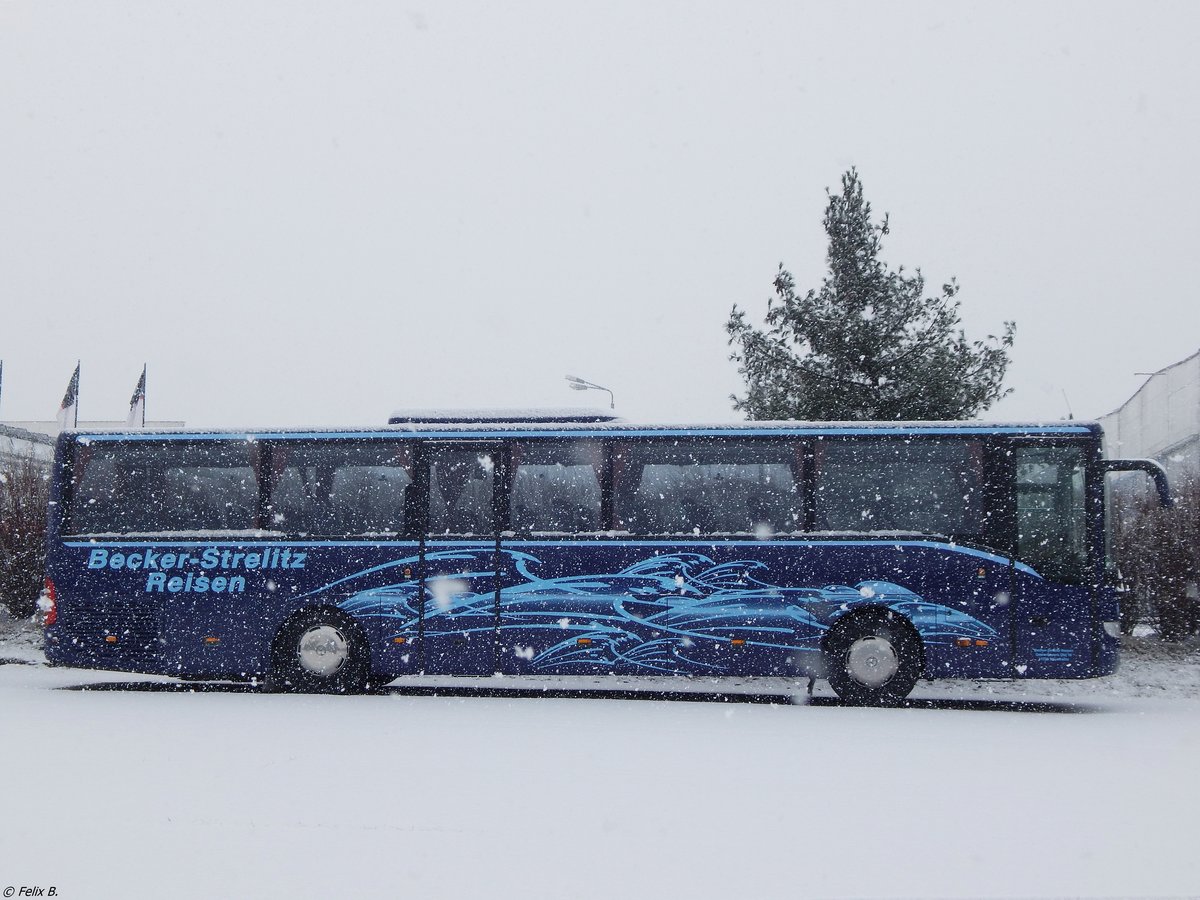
[127,364,147,427]
[57,362,80,429]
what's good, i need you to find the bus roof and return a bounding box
[62,420,1103,442]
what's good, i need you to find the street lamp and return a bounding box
[565,375,614,409]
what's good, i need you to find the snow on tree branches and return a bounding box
[727,169,1015,421]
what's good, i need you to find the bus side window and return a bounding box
[68,453,119,533]
[67,441,257,535]
[265,441,413,537]
[613,440,802,537]
[329,465,411,535]
[813,439,984,538]
[509,441,603,535]
[427,448,495,538]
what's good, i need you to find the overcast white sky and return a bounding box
[1,1,1197,428]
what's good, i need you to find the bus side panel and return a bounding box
[767,542,1012,680]
[44,546,164,674]
[166,542,420,679]
[1013,574,1115,678]
[418,541,499,676]
[494,542,790,677]
[47,538,1023,683]
[475,540,1013,680]
[49,541,421,680]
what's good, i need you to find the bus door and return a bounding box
[496,439,618,675]
[1010,443,1094,676]
[420,442,501,676]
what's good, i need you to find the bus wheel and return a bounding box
[823,611,921,706]
[268,610,370,695]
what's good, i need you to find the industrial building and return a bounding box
[1099,349,1199,489]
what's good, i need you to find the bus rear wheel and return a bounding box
[268,610,370,694]
[823,610,921,706]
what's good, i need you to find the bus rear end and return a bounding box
[42,433,163,673]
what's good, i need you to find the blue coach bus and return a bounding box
[41,417,1170,703]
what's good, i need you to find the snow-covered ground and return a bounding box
[3,609,1199,899]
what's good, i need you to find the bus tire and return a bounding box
[268,609,371,695]
[823,610,922,706]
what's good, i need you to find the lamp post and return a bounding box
[564,375,614,410]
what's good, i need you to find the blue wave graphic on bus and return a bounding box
[332,550,998,673]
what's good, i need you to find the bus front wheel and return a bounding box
[823,610,922,706]
[268,609,370,694]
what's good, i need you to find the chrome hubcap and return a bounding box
[845,635,899,687]
[297,624,350,677]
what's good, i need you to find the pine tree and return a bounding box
[727,169,1015,420]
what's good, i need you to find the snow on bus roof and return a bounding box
[65,420,1102,441]
[387,407,622,424]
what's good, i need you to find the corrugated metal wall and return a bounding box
[1100,350,1200,486]
[0,423,53,468]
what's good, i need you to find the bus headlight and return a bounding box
[1102,621,1121,638]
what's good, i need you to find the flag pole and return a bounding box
[128,364,147,428]
[57,362,81,432]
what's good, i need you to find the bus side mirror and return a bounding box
[1102,459,1173,509]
